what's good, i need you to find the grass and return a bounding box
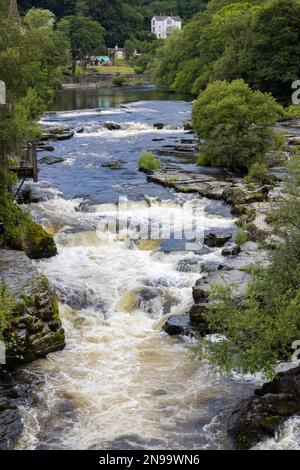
[87,65,135,75]
[139,152,160,172]
[235,228,248,247]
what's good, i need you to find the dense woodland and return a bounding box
[18,0,209,45]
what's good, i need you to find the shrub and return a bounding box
[134,66,144,75]
[196,155,211,167]
[235,228,248,247]
[246,163,268,183]
[0,284,12,340]
[138,152,160,172]
[112,76,126,87]
[192,80,283,172]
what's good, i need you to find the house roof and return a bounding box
[153,16,182,21]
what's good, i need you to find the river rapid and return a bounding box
[15,86,300,450]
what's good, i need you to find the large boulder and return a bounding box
[12,220,57,260]
[204,232,232,248]
[228,367,300,449]
[193,270,251,303]
[0,250,65,365]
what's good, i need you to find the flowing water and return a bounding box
[15,86,299,450]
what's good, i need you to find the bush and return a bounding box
[138,152,160,172]
[235,228,248,247]
[134,66,144,75]
[196,155,211,167]
[112,76,126,87]
[0,284,12,340]
[192,80,283,172]
[246,163,268,183]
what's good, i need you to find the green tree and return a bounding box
[242,0,300,104]
[124,39,136,63]
[192,79,282,171]
[58,15,106,72]
[23,6,55,29]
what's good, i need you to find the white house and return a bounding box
[151,15,182,39]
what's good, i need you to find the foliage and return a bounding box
[235,228,248,246]
[139,152,160,172]
[192,80,283,171]
[149,0,300,104]
[245,163,268,183]
[0,284,12,340]
[58,15,106,61]
[196,155,211,167]
[195,153,300,379]
[19,0,209,46]
[112,76,126,87]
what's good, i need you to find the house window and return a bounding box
[167,20,172,25]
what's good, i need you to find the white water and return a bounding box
[16,194,258,450]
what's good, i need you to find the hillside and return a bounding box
[18,0,209,45]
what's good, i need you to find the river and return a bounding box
[15,86,300,450]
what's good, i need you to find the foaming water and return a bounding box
[253,417,300,450]
[17,92,275,450]
[16,194,257,450]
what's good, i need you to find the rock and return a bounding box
[204,232,232,248]
[56,131,74,141]
[228,366,300,450]
[104,122,122,131]
[223,185,269,207]
[194,246,212,256]
[75,126,84,134]
[39,156,65,165]
[152,138,165,142]
[163,314,190,336]
[37,145,55,152]
[153,123,165,130]
[0,250,65,365]
[193,270,251,303]
[222,243,241,257]
[12,220,57,259]
[183,121,193,131]
[189,303,211,336]
[101,162,123,170]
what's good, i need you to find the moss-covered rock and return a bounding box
[11,221,57,260]
[0,250,65,366]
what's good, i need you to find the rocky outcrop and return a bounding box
[0,250,65,365]
[0,370,27,450]
[12,220,57,260]
[228,367,300,449]
[104,122,122,131]
[39,156,65,166]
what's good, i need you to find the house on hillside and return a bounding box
[108,46,125,61]
[151,15,182,39]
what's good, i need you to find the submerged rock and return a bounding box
[228,367,300,450]
[104,122,122,131]
[39,156,65,166]
[153,123,165,130]
[0,250,65,365]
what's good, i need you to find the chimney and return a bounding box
[9,0,21,22]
